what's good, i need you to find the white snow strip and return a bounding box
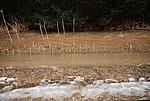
[0,81,149,100]
[81,82,150,99]
[0,84,78,101]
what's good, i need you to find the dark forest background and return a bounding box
[0,0,150,32]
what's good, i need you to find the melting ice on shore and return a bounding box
[0,78,150,101]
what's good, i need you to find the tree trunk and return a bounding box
[57,20,60,34]
[62,19,65,34]
[39,21,45,42]
[43,21,48,39]
[73,18,75,34]
[1,10,12,43]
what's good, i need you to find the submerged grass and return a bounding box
[0,31,150,55]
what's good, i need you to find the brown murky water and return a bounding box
[0,31,150,67]
[0,53,150,67]
[0,31,150,101]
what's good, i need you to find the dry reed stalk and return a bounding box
[73,18,75,34]
[51,43,54,54]
[71,46,74,53]
[129,45,133,52]
[23,45,26,55]
[62,19,65,34]
[32,41,35,48]
[61,45,64,53]
[70,46,73,53]
[125,41,129,51]
[79,43,82,52]
[139,43,142,51]
[7,22,20,43]
[32,42,38,53]
[93,43,96,52]
[72,40,75,52]
[12,50,15,55]
[121,46,124,52]
[72,39,75,46]
[0,44,2,53]
[104,44,107,51]
[136,41,140,51]
[29,47,32,56]
[63,46,66,53]
[23,45,26,48]
[48,42,51,49]
[38,45,41,54]
[48,42,53,54]
[42,46,46,55]
[85,42,88,52]
[68,47,71,53]
[57,21,60,35]
[2,68,5,74]
[122,39,125,52]
[1,10,12,43]
[128,40,131,52]
[39,21,45,43]
[17,45,21,55]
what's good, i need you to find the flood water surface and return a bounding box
[0,53,150,67]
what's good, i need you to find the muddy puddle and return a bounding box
[0,53,150,67]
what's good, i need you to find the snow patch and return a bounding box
[0,77,21,93]
[81,82,150,99]
[0,84,78,101]
[0,77,8,82]
[0,78,150,100]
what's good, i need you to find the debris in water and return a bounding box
[139,77,146,82]
[105,79,119,83]
[128,77,135,82]
[0,77,8,82]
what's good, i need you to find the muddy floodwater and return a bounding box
[0,31,150,101]
[0,31,150,67]
[0,53,150,67]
